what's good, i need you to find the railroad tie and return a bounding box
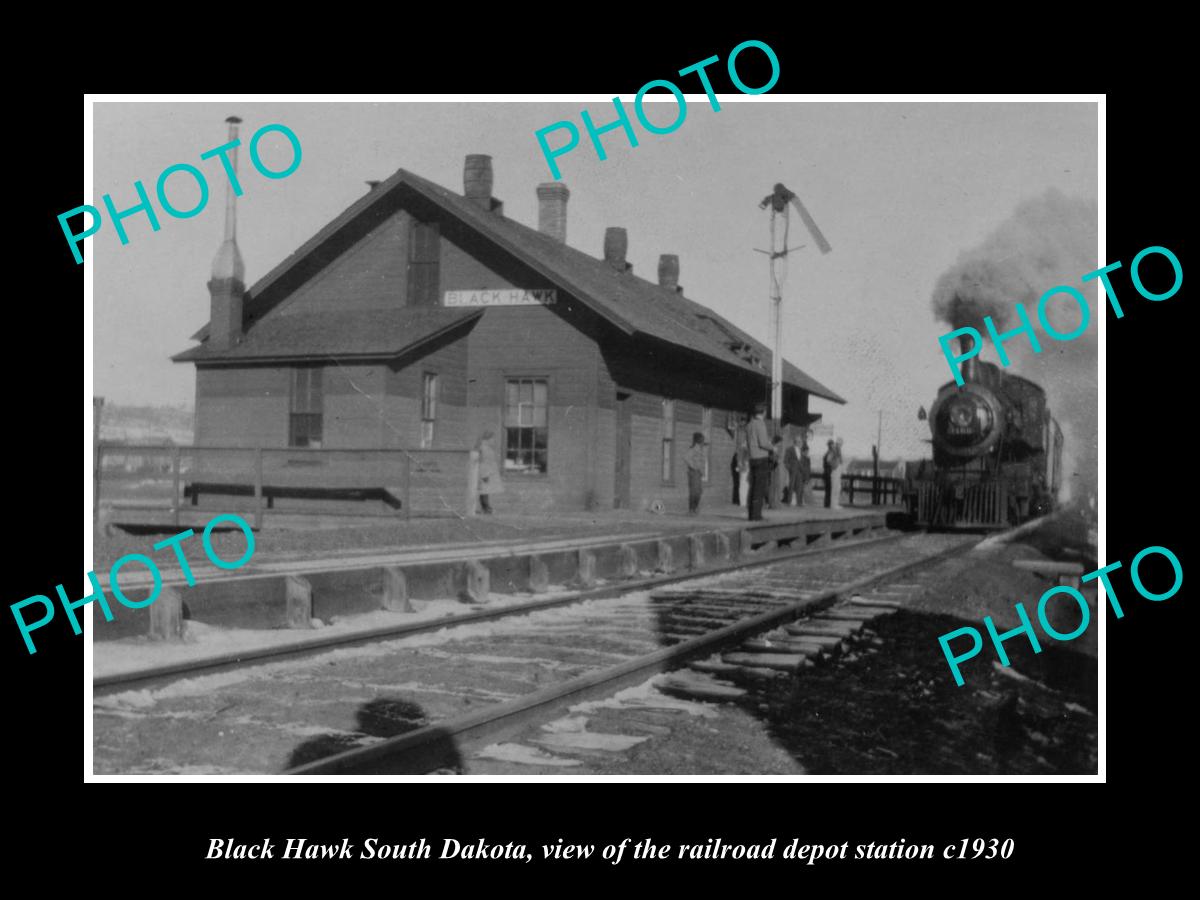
[721,652,809,672]
[740,638,816,655]
[816,608,889,622]
[690,658,789,680]
[788,620,862,638]
[658,673,747,703]
[660,622,709,636]
[781,628,844,648]
[846,596,904,609]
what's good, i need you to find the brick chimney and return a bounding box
[208,116,246,350]
[463,154,493,209]
[604,227,629,272]
[658,254,680,292]
[537,182,569,243]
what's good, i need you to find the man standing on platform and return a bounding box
[684,432,707,516]
[747,403,773,521]
[823,439,837,509]
[784,434,804,506]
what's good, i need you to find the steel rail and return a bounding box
[286,536,976,775]
[94,531,905,695]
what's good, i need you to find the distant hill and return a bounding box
[98,402,193,445]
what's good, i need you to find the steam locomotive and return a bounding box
[909,348,1063,529]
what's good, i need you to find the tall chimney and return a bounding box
[604,227,628,271]
[463,154,493,209]
[536,182,569,243]
[658,254,680,292]
[208,116,246,350]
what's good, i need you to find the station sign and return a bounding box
[443,289,557,307]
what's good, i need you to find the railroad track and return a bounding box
[92,531,976,775]
[94,528,904,695]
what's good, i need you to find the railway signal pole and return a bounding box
[756,183,832,436]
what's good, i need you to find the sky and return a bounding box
[91,99,1098,463]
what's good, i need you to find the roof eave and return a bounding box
[172,309,483,366]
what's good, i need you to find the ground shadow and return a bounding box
[286,697,463,773]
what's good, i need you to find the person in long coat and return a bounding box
[830,438,845,510]
[784,434,804,506]
[476,430,503,514]
[798,442,812,505]
[823,439,837,509]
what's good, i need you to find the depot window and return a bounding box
[504,378,548,474]
[662,398,675,483]
[289,367,324,448]
[421,372,438,449]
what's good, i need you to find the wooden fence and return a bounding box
[96,444,479,527]
[841,474,905,506]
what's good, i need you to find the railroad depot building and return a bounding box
[173,154,844,514]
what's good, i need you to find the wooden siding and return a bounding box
[272,212,411,315]
[194,366,289,448]
[465,299,604,511]
[384,328,472,450]
[322,363,385,448]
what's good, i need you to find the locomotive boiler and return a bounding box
[910,344,1063,529]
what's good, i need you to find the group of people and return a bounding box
[727,404,844,520]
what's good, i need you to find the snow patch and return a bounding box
[533,731,649,752]
[569,676,719,718]
[474,743,582,767]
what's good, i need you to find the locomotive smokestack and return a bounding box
[959,333,978,384]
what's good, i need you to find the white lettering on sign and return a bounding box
[443,289,557,307]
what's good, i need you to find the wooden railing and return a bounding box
[95,444,479,527]
[842,474,905,505]
[806,473,905,506]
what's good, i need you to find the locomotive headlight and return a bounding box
[949,404,974,428]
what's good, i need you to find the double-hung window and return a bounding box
[420,373,438,448]
[661,398,675,483]
[289,367,324,448]
[504,378,548,474]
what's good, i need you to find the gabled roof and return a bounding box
[178,166,844,404]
